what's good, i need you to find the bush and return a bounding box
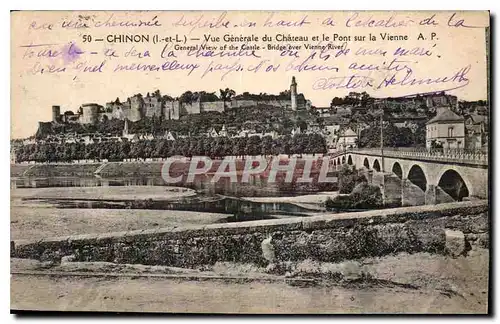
[338,165,367,194]
[326,183,383,210]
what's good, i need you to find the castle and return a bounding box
[49,77,311,125]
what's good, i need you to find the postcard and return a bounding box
[10,10,490,314]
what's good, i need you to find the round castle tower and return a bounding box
[52,105,61,123]
[128,95,144,122]
[80,103,99,124]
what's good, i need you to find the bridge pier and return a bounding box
[380,173,402,207]
[365,170,373,184]
[401,178,426,206]
[401,179,411,206]
[359,170,404,207]
[369,171,385,206]
[425,184,437,205]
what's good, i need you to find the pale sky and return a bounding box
[11,11,489,139]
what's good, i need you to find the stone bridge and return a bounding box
[330,148,489,206]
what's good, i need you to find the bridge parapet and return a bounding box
[331,147,488,166]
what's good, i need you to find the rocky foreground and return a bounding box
[11,247,489,314]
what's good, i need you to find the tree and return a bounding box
[326,182,382,209]
[121,140,131,158]
[431,140,443,149]
[358,121,422,148]
[233,137,247,157]
[187,91,218,103]
[360,91,371,106]
[179,91,195,104]
[219,88,236,108]
[245,136,261,156]
[278,90,291,99]
[162,94,174,103]
[261,136,273,156]
[296,119,307,132]
[330,97,344,107]
[411,126,426,148]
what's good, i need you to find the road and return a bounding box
[11,274,488,314]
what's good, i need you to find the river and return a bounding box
[11,175,339,223]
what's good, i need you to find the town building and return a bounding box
[10,148,16,164]
[291,126,301,136]
[336,128,358,150]
[163,130,176,141]
[426,107,465,150]
[219,125,228,137]
[207,127,220,138]
[465,113,489,150]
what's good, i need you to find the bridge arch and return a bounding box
[337,157,341,165]
[392,162,403,179]
[333,160,337,166]
[363,157,370,169]
[342,156,346,164]
[408,164,427,192]
[437,168,473,201]
[373,159,381,172]
[347,155,353,165]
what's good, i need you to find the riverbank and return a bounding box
[10,206,229,241]
[11,186,196,201]
[242,191,339,211]
[243,191,338,205]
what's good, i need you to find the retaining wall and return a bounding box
[16,163,101,177]
[12,201,489,267]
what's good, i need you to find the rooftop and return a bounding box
[426,108,464,125]
[467,113,488,124]
[339,128,357,137]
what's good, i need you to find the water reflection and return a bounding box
[11,176,165,189]
[12,175,336,221]
[24,196,316,218]
[11,175,338,197]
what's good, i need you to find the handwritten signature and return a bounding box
[312,64,471,94]
[377,65,471,91]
